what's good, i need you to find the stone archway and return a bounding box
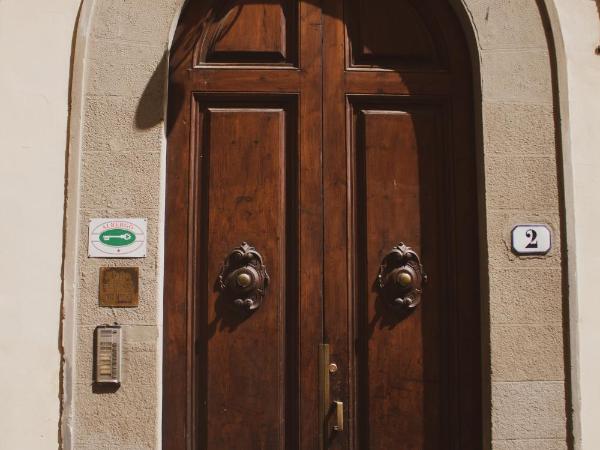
[62,0,571,448]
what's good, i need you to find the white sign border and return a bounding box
[88,218,148,258]
[511,223,552,256]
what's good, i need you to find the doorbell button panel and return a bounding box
[512,224,552,256]
[95,325,122,385]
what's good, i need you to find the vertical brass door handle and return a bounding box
[217,242,270,312]
[377,242,427,310]
[319,345,345,438]
[333,400,344,432]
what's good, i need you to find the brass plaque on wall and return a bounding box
[99,267,139,307]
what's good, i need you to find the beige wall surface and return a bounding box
[553,0,600,448]
[0,0,596,449]
[0,0,81,449]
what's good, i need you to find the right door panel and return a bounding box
[351,101,448,450]
[323,0,482,448]
[345,97,481,447]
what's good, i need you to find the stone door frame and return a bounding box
[61,0,576,448]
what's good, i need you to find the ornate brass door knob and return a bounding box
[217,242,270,312]
[377,243,427,311]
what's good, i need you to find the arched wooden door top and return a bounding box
[168,0,472,90]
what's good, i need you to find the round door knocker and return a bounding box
[217,242,270,312]
[377,242,428,311]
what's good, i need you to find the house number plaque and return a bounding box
[99,267,139,307]
[512,224,552,255]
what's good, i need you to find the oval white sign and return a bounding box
[89,218,147,258]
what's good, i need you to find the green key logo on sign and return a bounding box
[89,219,147,258]
[99,229,136,247]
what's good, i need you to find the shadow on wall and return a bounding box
[596,0,600,54]
[135,0,268,131]
[135,1,265,131]
[591,0,600,56]
[135,51,168,130]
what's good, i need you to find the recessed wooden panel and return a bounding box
[194,98,297,450]
[352,103,448,449]
[346,0,440,69]
[196,0,297,65]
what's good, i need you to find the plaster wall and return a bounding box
[552,1,600,448]
[0,0,81,449]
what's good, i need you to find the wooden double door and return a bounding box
[164,0,482,449]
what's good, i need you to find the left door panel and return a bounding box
[194,97,299,450]
[164,2,324,449]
